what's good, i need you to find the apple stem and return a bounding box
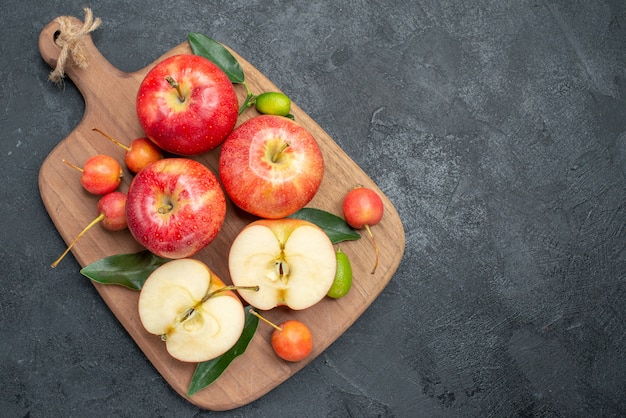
[51,213,105,268]
[62,159,83,173]
[92,128,130,151]
[165,76,185,102]
[249,309,283,332]
[271,142,290,163]
[157,204,173,215]
[364,224,379,274]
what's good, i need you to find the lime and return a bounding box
[255,92,291,116]
[327,248,353,299]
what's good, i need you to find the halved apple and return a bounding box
[138,258,245,363]
[229,218,336,310]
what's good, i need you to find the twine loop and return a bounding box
[49,8,101,83]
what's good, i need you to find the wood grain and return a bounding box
[38,16,405,411]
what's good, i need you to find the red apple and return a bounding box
[136,54,238,156]
[125,158,226,259]
[219,115,324,219]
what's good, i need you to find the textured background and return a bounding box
[1,1,625,417]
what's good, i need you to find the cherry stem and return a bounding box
[51,213,105,268]
[364,224,379,274]
[62,159,83,173]
[165,76,185,102]
[271,142,290,163]
[202,285,259,303]
[92,128,130,151]
[249,309,283,332]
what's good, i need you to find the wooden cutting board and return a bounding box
[38,15,405,411]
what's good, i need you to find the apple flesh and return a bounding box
[219,115,324,219]
[126,158,226,259]
[136,54,239,156]
[138,259,245,363]
[229,218,336,310]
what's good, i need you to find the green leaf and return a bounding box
[188,32,245,84]
[80,250,170,290]
[187,307,259,396]
[289,207,361,244]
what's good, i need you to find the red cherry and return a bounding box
[271,320,313,362]
[63,155,122,195]
[342,187,384,274]
[51,191,127,268]
[92,128,163,173]
[249,310,313,362]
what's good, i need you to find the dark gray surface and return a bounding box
[2,1,625,417]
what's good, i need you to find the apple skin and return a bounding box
[138,258,245,363]
[136,54,239,156]
[219,115,324,219]
[126,158,226,259]
[229,218,336,310]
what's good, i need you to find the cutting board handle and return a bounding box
[38,17,125,94]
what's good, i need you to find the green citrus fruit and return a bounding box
[255,92,291,116]
[327,248,352,299]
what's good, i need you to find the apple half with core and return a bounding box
[136,54,239,156]
[126,158,226,259]
[229,218,336,310]
[219,115,324,219]
[138,259,245,363]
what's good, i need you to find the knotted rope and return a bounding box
[49,8,101,83]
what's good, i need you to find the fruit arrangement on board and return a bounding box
[47,30,388,397]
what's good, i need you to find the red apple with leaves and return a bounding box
[136,54,238,156]
[219,115,324,219]
[125,158,226,259]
